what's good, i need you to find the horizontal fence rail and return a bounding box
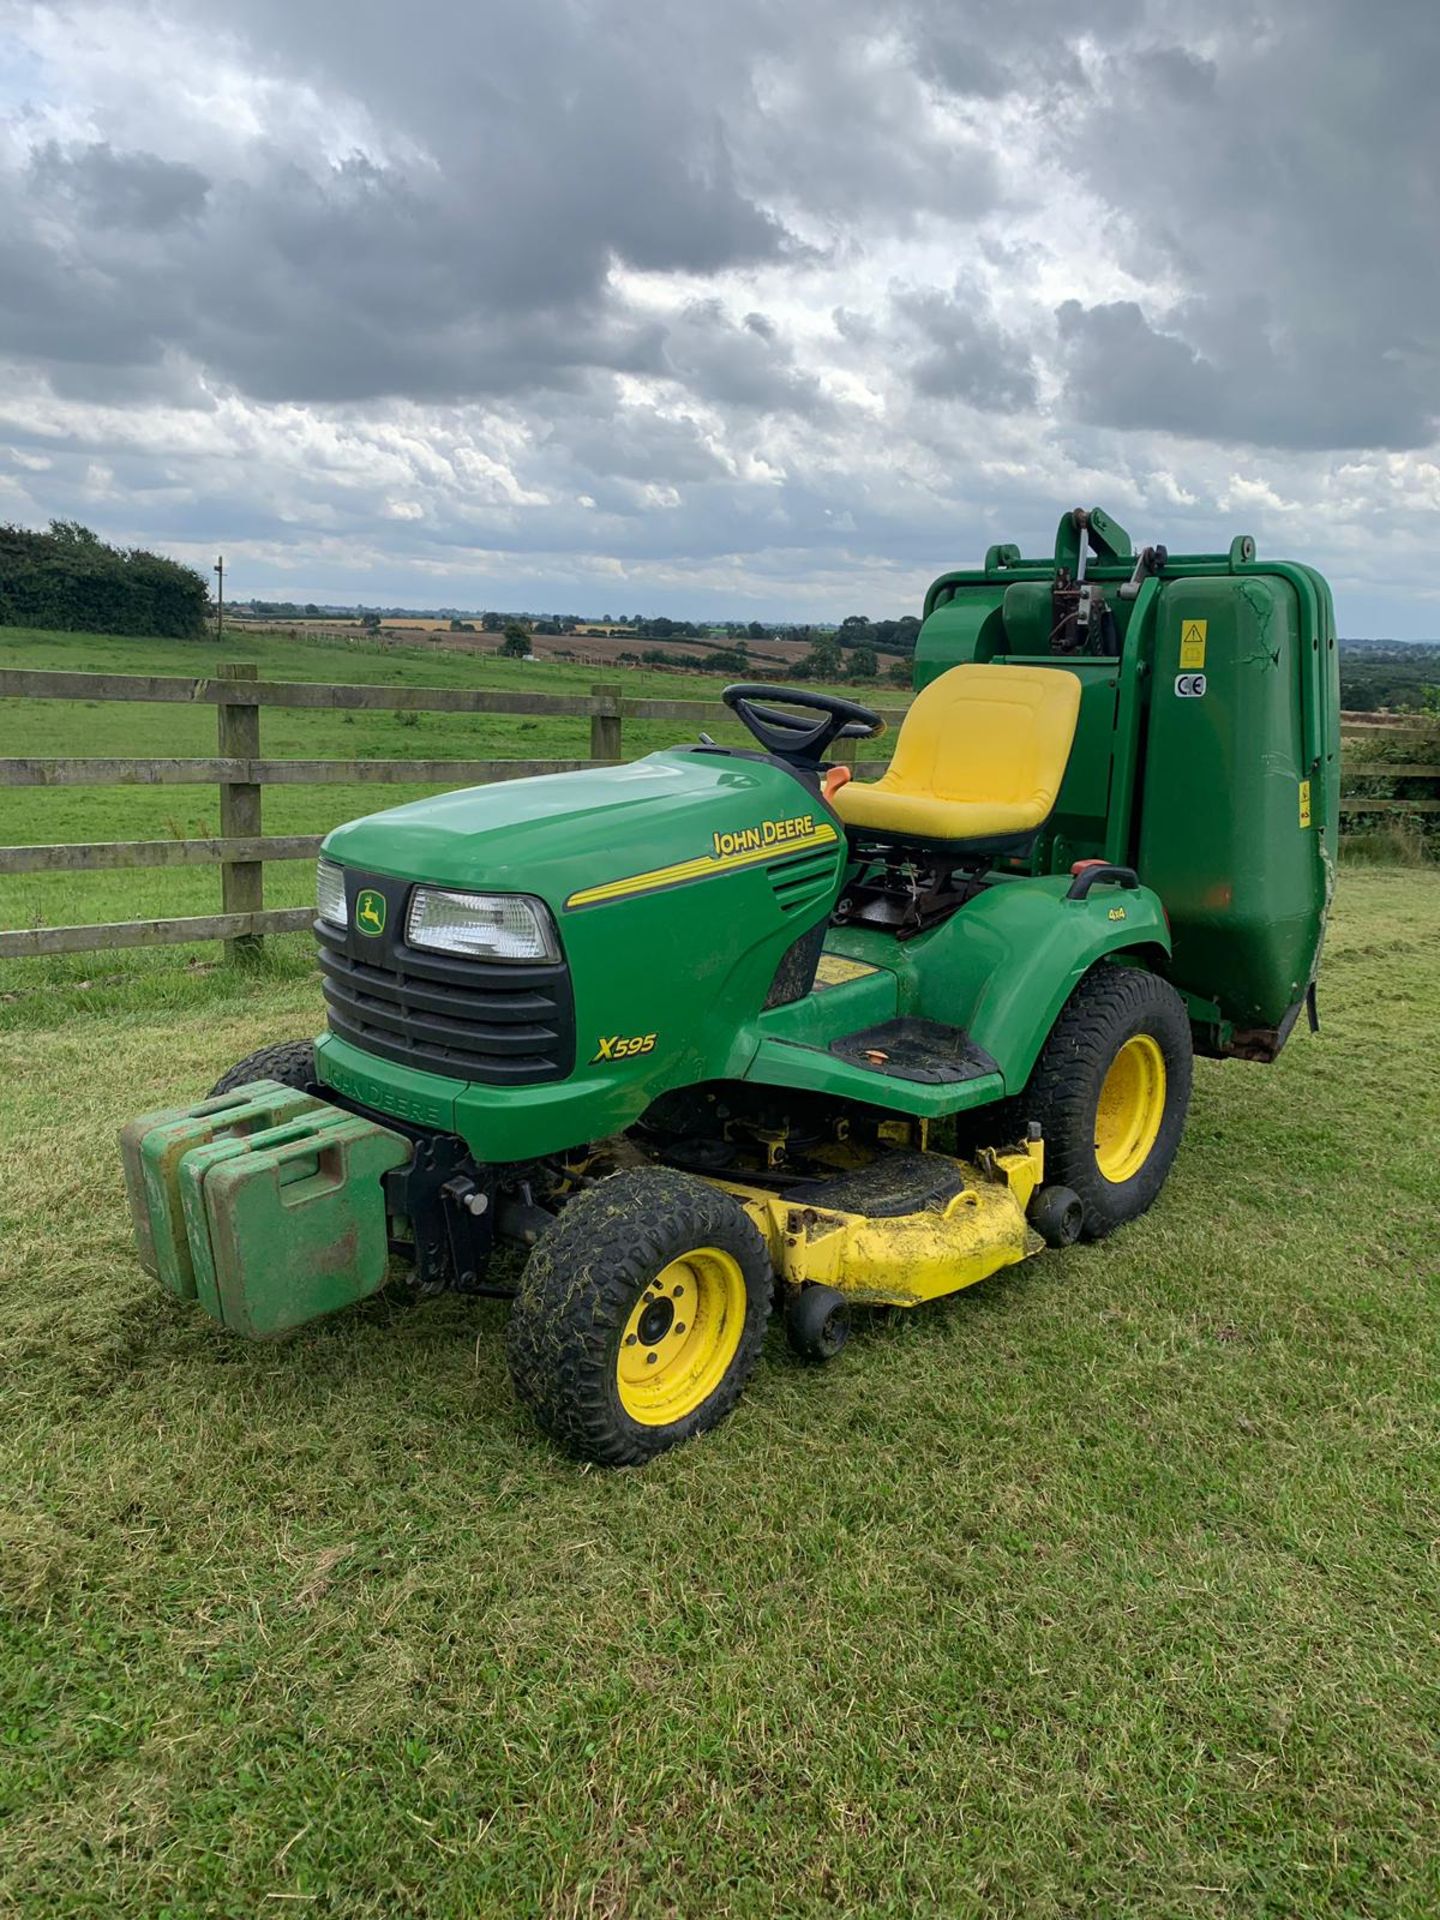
[0,756,606,786]
[0,908,316,959]
[0,834,327,874]
[0,667,910,729]
[1,664,1435,960]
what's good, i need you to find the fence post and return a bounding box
[217,662,263,962]
[590,683,623,762]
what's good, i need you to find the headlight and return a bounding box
[316,857,347,928]
[407,888,561,963]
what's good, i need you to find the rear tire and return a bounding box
[507,1168,772,1466]
[1010,964,1192,1240]
[209,1039,316,1098]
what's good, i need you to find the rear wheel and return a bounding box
[1012,964,1192,1239]
[507,1168,772,1466]
[209,1039,316,1098]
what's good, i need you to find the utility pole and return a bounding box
[214,554,224,638]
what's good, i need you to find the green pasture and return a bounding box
[0,868,1437,1915]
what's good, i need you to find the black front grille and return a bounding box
[316,871,575,1085]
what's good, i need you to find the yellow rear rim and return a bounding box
[1094,1034,1168,1184]
[616,1247,748,1427]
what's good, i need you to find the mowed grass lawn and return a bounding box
[1,833,1439,1913]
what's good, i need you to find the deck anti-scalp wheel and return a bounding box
[506,1167,772,1465]
[1009,963,1193,1240]
[784,1284,851,1363]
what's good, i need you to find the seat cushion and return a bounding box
[833,664,1082,844]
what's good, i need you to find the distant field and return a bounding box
[227,617,819,670]
[0,626,898,998]
[1,869,1438,1916]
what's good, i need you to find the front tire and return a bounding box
[209,1039,316,1098]
[507,1168,772,1466]
[1014,964,1192,1239]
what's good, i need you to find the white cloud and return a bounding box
[0,0,1435,631]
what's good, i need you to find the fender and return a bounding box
[919,874,1171,1093]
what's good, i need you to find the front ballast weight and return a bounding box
[121,1081,411,1338]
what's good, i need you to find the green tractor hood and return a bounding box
[317,748,850,1158]
[322,748,836,906]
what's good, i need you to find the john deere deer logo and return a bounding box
[356,889,387,936]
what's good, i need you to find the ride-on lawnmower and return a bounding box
[121,508,1340,1464]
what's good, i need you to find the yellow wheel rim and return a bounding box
[616,1247,748,1427]
[1094,1034,1168,1184]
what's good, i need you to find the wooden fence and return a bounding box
[0,664,1435,961]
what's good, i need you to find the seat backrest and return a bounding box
[886,664,1082,811]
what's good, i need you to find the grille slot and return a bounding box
[317,917,574,1084]
[768,847,839,913]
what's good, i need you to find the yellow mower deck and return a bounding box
[705,1138,1046,1308]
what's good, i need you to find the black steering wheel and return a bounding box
[721,683,885,765]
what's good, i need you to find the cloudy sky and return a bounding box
[1,0,1437,630]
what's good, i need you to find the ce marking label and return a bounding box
[1175,672,1208,698]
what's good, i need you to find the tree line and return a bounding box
[0,517,931,666]
[0,521,209,638]
[1338,640,1440,713]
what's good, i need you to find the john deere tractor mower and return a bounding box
[120,509,1340,1464]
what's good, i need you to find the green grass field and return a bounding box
[3,628,1440,1914]
[2,862,1439,1909]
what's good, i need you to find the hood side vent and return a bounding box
[768,847,839,914]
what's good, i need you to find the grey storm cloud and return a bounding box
[894,285,1037,412]
[1052,0,1440,452]
[0,0,1438,624]
[659,302,829,417]
[1056,298,1438,452]
[29,139,210,228]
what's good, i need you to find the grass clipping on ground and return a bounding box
[1,869,1438,1918]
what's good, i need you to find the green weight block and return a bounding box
[197,1115,412,1339]
[120,1081,323,1297]
[178,1106,358,1322]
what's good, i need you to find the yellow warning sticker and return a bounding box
[1180,619,1208,670]
[1299,779,1312,829]
[815,953,879,989]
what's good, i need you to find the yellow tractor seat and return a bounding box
[832,664,1082,845]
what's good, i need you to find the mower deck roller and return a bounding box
[122,1084,410,1338]
[118,504,1339,1463]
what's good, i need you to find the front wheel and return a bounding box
[506,1168,772,1466]
[1014,963,1192,1239]
[209,1039,316,1098]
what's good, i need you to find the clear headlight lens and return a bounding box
[407,888,560,963]
[316,857,347,928]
